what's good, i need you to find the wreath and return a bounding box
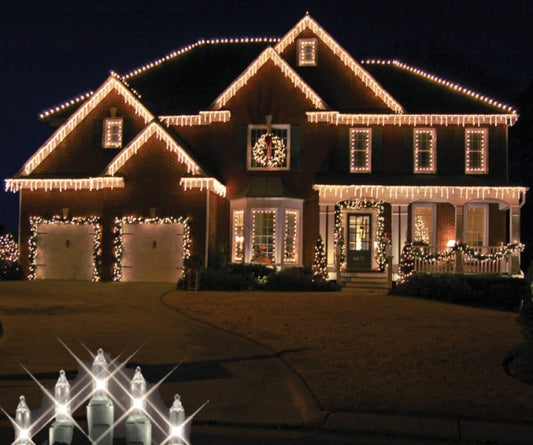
[252,133,286,167]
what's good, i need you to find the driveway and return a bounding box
[0,281,322,444]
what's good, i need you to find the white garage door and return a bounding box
[121,223,184,282]
[35,223,95,280]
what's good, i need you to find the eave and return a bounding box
[5,177,124,192]
[307,112,518,127]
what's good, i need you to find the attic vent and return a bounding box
[298,38,317,66]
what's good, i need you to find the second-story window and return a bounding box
[102,117,123,149]
[298,38,317,66]
[465,128,488,174]
[413,128,436,173]
[248,125,290,170]
[350,128,371,173]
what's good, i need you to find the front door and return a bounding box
[347,213,372,269]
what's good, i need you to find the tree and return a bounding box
[399,242,415,280]
[312,235,328,282]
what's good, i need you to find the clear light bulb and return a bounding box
[130,366,146,414]
[54,370,71,421]
[169,394,185,443]
[15,395,31,440]
[91,348,108,396]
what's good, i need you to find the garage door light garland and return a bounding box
[113,216,190,282]
[28,216,102,281]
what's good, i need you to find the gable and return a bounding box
[211,47,327,111]
[20,76,154,177]
[275,14,403,113]
[104,122,203,177]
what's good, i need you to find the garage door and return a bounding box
[121,223,184,282]
[35,223,95,280]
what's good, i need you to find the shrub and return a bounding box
[394,273,530,310]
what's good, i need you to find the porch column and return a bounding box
[320,205,336,270]
[392,204,408,274]
[455,205,464,243]
[510,206,521,274]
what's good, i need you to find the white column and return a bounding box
[509,206,521,243]
[392,205,408,273]
[455,205,464,243]
[320,205,336,269]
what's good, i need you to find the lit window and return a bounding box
[252,210,276,263]
[298,38,317,66]
[350,128,371,173]
[412,205,435,246]
[284,210,298,264]
[465,128,488,173]
[465,205,486,247]
[414,128,436,173]
[102,118,123,148]
[248,125,290,170]
[232,210,244,262]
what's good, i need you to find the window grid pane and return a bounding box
[414,129,436,173]
[232,210,244,262]
[465,129,487,173]
[466,207,485,247]
[252,210,276,260]
[284,210,298,263]
[350,128,371,172]
[102,118,123,149]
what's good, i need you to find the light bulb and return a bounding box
[169,394,185,444]
[130,366,146,414]
[54,370,71,421]
[15,395,31,441]
[91,348,108,396]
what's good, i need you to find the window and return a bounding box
[350,128,372,173]
[414,128,436,173]
[248,125,290,170]
[252,210,276,261]
[102,118,123,148]
[298,38,317,66]
[232,210,244,262]
[465,205,487,247]
[465,128,488,173]
[284,210,298,264]
[412,205,435,246]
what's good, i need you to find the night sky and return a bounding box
[2,0,532,235]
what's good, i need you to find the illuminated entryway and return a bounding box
[346,213,372,269]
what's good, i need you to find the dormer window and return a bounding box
[102,117,123,149]
[298,38,317,66]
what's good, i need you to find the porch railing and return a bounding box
[414,246,514,275]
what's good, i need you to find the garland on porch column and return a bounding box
[28,216,102,281]
[312,234,328,282]
[334,200,387,272]
[112,216,190,281]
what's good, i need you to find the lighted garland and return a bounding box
[113,216,190,281]
[28,216,102,281]
[334,200,387,271]
[0,233,19,263]
[252,133,286,167]
[412,241,524,263]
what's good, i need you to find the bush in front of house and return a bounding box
[178,264,340,291]
[393,273,530,310]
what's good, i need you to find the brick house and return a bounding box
[5,14,526,282]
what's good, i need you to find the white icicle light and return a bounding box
[130,366,147,415]
[91,348,109,397]
[168,394,185,445]
[15,395,31,444]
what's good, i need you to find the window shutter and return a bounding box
[372,127,383,173]
[290,125,301,170]
[237,125,248,170]
[93,120,103,149]
[401,128,413,174]
[335,128,350,172]
[437,128,447,174]
[453,128,465,174]
[123,119,133,144]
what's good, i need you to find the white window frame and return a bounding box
[413,128,436,173]
[350,128,372,173]
[411,203,436,247]
[247,124,290,170]
[231,210,245,263]
[102,117,124,149]
[283,209,299,264]
[465,128,488,174]
[298,38,317,66]
[464,204,488,247]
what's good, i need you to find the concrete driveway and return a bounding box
[0,281,322,444]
